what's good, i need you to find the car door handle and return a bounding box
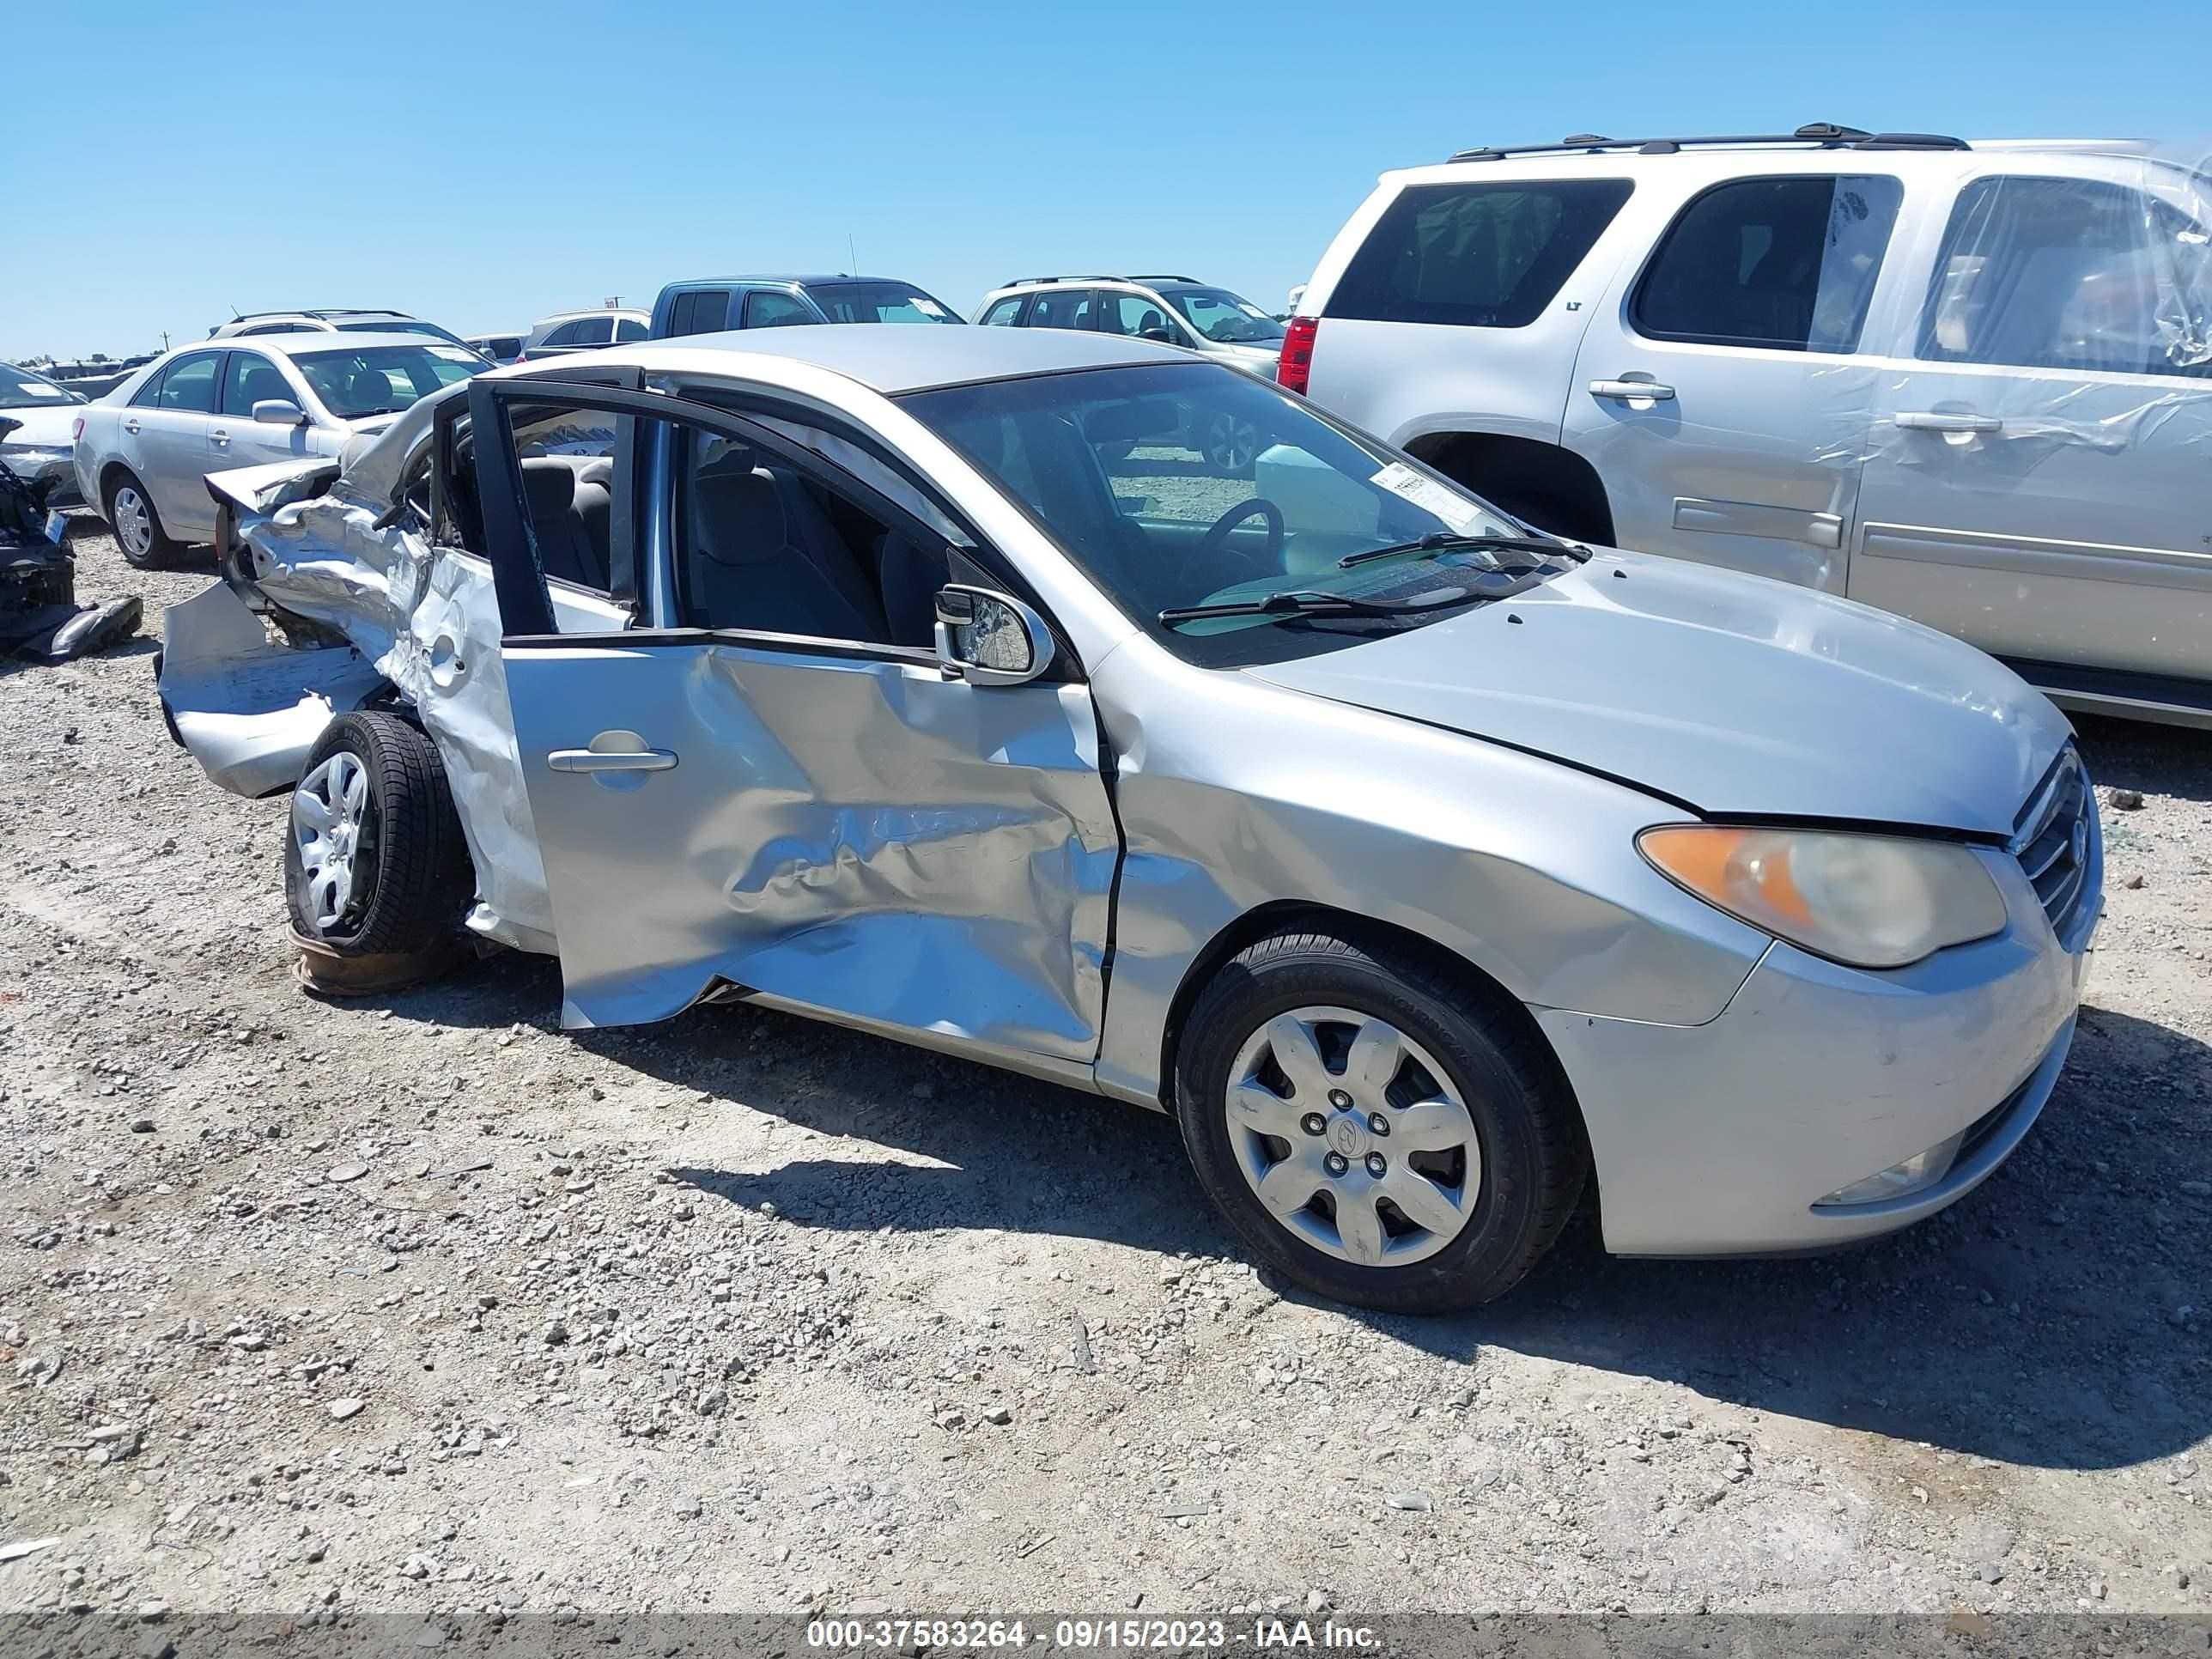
[1589,379,1676,402]
[122,418,140,434]
[547,747,678,774]
[210,428,230,447]
[1894,410,2002,434]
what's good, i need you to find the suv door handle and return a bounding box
[547,747,678,774]
[1589,379,1676,402]
[210,428,230,447]
[1894,410,2002,434]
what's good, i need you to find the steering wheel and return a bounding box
[1198,497,1285,561]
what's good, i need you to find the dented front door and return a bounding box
[471,380,1121,1064]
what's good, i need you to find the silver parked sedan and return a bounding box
[158,326,2099,1311]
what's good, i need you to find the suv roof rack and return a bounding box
[1446,123,1969,162]
[1002,274,1126,289]
[1128,274,1200,285]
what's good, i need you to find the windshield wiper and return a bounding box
[1337,532,1582,570]
[1158,587,1480,627]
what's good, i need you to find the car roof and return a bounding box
[218,331,468,358]
[662,275,918,289]
[501,323,1177,394]
[536,307,649,323]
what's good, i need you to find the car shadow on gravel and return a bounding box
[1395,1001,2212,1472]
[362,888,2208,1475]
[2073,714,2212,804]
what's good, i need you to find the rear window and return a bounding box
[1329,179,1632,327]
[665,290,732,336]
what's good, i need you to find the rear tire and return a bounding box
[283,712,474,957]
[105,471,184,569]
[1174,925,1587,1313]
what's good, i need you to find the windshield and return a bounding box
[1,362,75,409]
[804,281,962,325]
[338,319,468,345]
[900,362,1558,665]
[294,343,484,420]
[1160,286,1285,343]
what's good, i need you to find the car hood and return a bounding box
[1243,551,2071,836]
[0,401,80,446]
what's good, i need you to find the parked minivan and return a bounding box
[1287,124,2212,726]
[650,276,963,337]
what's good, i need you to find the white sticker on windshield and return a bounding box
[20,383,65,398]
[912,297,947,317]
[429,346,477,362]
[1370,462,1486,533]
[1238,302,1269,319]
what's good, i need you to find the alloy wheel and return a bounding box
[1204,413,1261,472]
[112,485,154,560]
[292,751,373,933]
[1224,1004,1482,1267]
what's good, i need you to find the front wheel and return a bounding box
[284,712,475,957]
[1174,926,1587,1312]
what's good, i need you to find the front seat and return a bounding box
[689,460,889,641]
[518,459,603,589]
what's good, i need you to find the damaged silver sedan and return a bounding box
[160,327,2099,1310]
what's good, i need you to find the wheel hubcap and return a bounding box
[1206,414,1259,471]
[292,752,372,933]
[1224,1005,1482,1267]
[114,487,152,556]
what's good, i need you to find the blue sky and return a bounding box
[8,0,2206,359]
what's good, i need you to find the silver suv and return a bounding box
[1288,124,2212,726]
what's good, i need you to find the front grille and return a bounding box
[2011,747,2094,940]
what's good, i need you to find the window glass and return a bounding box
[293,343,482,419]
[337,320,462,343]
[1026,289,1097,331]
[979,295,1025,326]
[666,290,732,336]
[1159,286,1285,343]
[1917,175,2212,377]
[220,353,294,416]
[672,428,907,645]
[540,321,580,346]
[1100,293,1180,339]
[155,353,221,413]
[749,411,972,548]
[0,363,72,408]
[1330,179,1632,328]
[1634,175,1902,352]
[575,316,614,345]
[487,401,623,596]
[128,365,169,409]
[803,281,961,324]
[902,362,1562,669]
[743,290,817,329]
[616,317,647,342]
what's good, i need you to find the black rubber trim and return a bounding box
[2001,654,2212,715]
[501,627,944,669]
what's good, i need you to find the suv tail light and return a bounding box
[1278,316,1318,396]
[71,416,85,441]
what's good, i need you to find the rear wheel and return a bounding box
[1174,926,1587,1312]
[105,471,183,569]
[283,712,474,957]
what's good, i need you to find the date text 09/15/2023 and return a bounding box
[804,1616,1385,1650]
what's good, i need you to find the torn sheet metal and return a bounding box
[159,415,562,956]
[1,418,141,664]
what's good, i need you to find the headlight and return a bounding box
[1638,825,2006,969]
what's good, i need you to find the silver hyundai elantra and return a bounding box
[158,325,2100,1311]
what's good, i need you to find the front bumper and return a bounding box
[1538,842,2097,1257]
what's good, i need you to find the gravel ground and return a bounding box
[2,529,2209,1625]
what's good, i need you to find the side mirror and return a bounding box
[252,398,307,427]
[934,585,1055,687]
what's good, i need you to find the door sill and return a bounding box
[2002,656,2212,732]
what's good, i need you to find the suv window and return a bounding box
[1100,293,1180,340]
[575,316,615,345]
[1027,289,1097,331]
[665,290,731,336]
[221,352,293,416]
[1634,175,1903,353]
[1918,175,2212,378]
[1330,179,1632,328]
[980,295,1025,326]
[743,290,817,329]
[541,320,583,347]
[155,352,222,413]
[616,318,647,342]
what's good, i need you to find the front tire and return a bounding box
[283,712,474,957]
[105,471,183,569]
[1174,926,1587,1313]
